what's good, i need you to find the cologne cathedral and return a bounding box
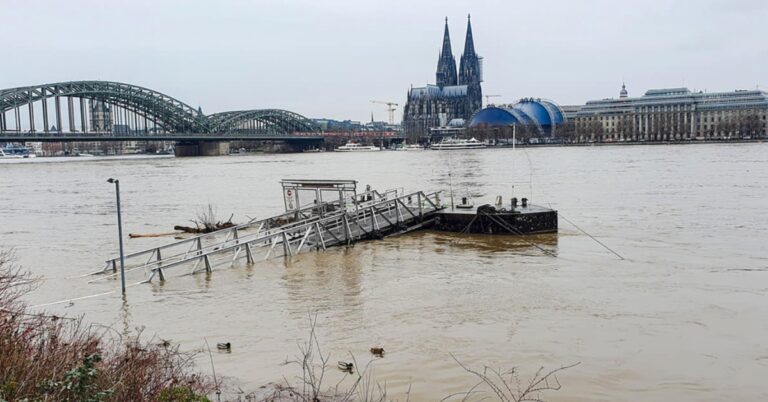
[403,16,483,138]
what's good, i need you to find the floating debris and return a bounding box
[128,232,181,239]
[173,222,235,234]
[175,204,236,234]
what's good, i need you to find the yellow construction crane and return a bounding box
[484,94,501,107]
[370,100,399,124]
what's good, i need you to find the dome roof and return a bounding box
[468,106,520,126]
[468,98,565,137]
[512,99,565,126]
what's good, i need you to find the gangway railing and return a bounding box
[95,187,409,276]
[94,190,443,283]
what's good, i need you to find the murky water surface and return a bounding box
[1,145,767,401]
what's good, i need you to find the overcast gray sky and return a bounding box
[1,0,766,121]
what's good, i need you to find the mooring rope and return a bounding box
[458,215,479,235]
[478,211,558,257]
[557,212,625,260]
[29,290,118,309]
[449,214,480,245]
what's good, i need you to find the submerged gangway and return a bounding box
[95,181,443,283]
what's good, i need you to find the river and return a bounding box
[1,144,767,401]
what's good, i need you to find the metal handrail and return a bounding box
[99,188,430,273]
[123,190,443,281]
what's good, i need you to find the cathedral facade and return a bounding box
[403,16,483,138]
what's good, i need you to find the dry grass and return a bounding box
[0,250,214,402]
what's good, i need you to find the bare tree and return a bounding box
[557,120,576,143]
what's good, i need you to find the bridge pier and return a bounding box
[174,141,230,157]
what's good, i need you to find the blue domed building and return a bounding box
[469,98,566,137]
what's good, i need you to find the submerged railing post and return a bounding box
[245,243,254,263]
[342,214,354,244]
[203,255,212,273]
[282,232,293,257]
[315,222,326,250]
[417,192,423,220]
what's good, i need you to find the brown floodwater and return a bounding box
[1,144,767,401]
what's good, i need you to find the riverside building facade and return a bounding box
[403,16,483,139]
[574,86,768,142]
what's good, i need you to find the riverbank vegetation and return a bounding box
[0,251,214,402]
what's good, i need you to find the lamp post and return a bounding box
[107,178,126,294]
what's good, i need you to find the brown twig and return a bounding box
[448,353,580,402]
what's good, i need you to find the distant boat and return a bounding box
[430,137,487,151]
[1,146,33,158]
[335,142,380,152]
[393,141,424,151]
[0,149,23,159]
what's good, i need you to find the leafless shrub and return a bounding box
[0,249,38,308]
[282,311,331,401]
[0,250,214,401]
[443,354,579,402]
[277,313,392,402]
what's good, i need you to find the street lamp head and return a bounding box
[107,178,117,184]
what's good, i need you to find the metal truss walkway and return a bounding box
[93,183,443,283]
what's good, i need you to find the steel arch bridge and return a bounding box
[0,80,322,141]
[208,109,321,135]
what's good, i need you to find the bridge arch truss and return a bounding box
[0,81,321,140]
[0,81,207,134]
[207,109,321,136]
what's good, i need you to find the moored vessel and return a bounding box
[335,142,381,152]
[393,141,424,151]
[430,137,487,150]
[1,146,33,158]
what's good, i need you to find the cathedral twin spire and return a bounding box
[436,17,458,87]
[436,15,480,88]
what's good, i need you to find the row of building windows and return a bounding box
[578,111,767,123]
